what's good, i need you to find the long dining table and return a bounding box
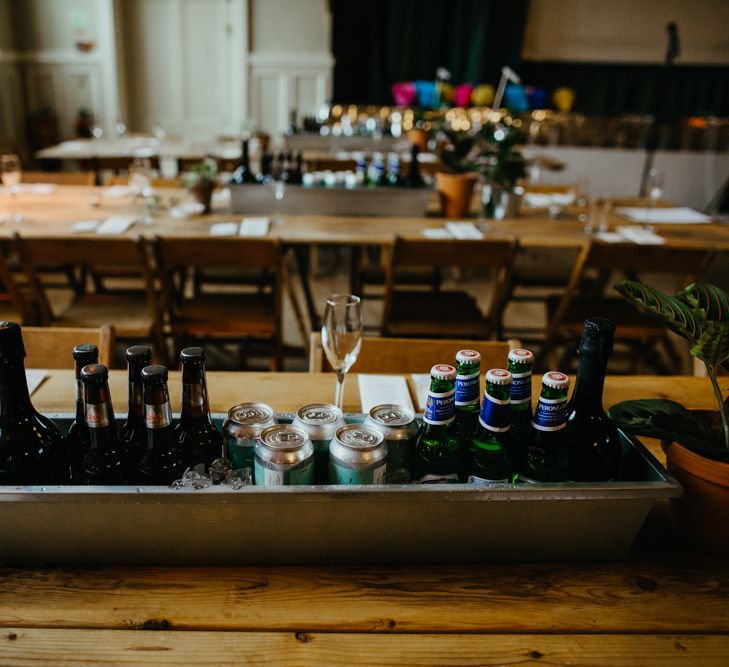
[0,370,728,664]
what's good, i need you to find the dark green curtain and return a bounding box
[331,0,529,104]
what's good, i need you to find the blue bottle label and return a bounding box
[510,371,532,405]
[455,371,480,406]
[478,392,510,432]
[532,396,568,431]
[423,389,455,425]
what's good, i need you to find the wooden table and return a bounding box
[1,371,728,664]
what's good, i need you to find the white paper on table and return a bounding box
[410,373,431,412]
[25,370,47,396]
[18,184,55,195]
[423,227,452,239]
[209,222,240,237]
[594,231,624,243]
[524,192,574,208]
[170,202,205,219]
[96,215,136,235]
[615,206,712,224]
[239,217,270,237]
[445,221,484,240]
[358,374,414,414]
[70,220,100,233]
[103,185,133,198]
[616,225,666,245]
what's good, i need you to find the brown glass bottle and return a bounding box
[175,347,223,470]
[0,322,66,484]
[80,364,126,484]
[138,365,186,484]
[118,346,151,470]
[66,343,98,482]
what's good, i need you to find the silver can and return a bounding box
[254,424,314,486]
[329,424,388,485]
[224,402,277,472]
[292,403,345,484]
[364,404,417,483]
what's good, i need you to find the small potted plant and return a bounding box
[608,280,729,553]
[434,127,479,218]
[185,160,217,214]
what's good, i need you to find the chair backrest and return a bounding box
[153,236,280,269]
[309,333,518,374]
[22,171,95,186]
[21,325,115,368]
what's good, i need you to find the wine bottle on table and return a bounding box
[231,138,257,184]
[118,345,151,471]
[66,343,99,482]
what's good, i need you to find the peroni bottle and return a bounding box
[520,372,570,482]
[175,347,223,470]
[0,322,66,484]
[118,345,151,470]
[468,369,513,481]
[508,348,534,458]
[138,365,186,484]
[454,349,481,443]
[80,364,126,484]
[565,318,621,481]
[412,364,461,483]
[66,343,99,482]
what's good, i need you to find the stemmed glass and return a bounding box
[321,294,363,409]
[645,168,665,226]
[1,154,22,222]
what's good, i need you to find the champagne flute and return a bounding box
[1,154,22,223]
[645,168,665,227]
[321,294,363,409]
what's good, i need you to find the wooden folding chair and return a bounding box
[21,325,115,368]
[21,171,96,186]
[152,236,284,370]
[382,237,516,339]
[14,235,165,360]
[543,241,714,370]
[309,333,519,374]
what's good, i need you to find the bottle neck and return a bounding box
[180,364,211,422]
[423,377,456,425]
[571,353,608,410]
[144,383,173,444]
[0,361,33,415]
[85,386,117,448]
[127,362,145,420]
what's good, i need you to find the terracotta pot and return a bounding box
[435,172,476,218]
[407,128,428,152]
[190,180,214,214]
[662,439,729,554]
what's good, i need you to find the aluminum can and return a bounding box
[364,404,417,483]
[292,403,345,484]
[254,424,314,486]
[329,424,388,485]
[224,402,276,472]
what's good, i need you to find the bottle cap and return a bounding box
[579,318,616,358]
[456,349,481,364]
[80,363,108,382]
[72,343,98,364]
[0,321,25,364]
[430,364,456,380]
[141,364,168,384]
[486,368,512,385]
[180,347,205,363]
[126,345,152,363]
[542,371,570,390]
[508,348,534,364]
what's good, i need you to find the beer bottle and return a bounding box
[412,364,461,483]
[175,347,223,469]
[355,153,368,186]
[404,144,425,188]
[565,318,621,481]
[508,348,534,457]
[66,343,99,482]
[368,152,385,187]
[79,364,126,484]
[231,138,257,185]
[386,153,404,187]
[468,369,513,482]
[520,372,570,482]
[118,345,151,469]
[138,365,186,484]
[0,322,66,484]
[454,349,481,442]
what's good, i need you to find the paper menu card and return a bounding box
[70,220,100,233]
[209,222,239,236]
[410,373,431,412]
[25,370,47,396]
[240,217,270,237]
[616,226,666,245]
[423,228,452,239]
[615,207,712,224]
[358,374,414,414]
[96,215,136,235]
[445,221,484,240]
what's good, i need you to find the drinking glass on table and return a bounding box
[321,294,363,409]
[645,168,665,225]
[1,153,22,223]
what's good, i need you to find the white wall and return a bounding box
[523,0,729,64]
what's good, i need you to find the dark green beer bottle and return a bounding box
[565,318,621,481]
[468,368,513,482]
[454,349,481,443]
[118,345,151,470]
[412,364,461,483]
[66,343,99,482]
[520,372,570,482]
[508,348,534,459]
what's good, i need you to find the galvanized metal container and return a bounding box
[223,403,276,471]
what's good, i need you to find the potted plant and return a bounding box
[608,280,729,553]
[185,160,217,214]
[434,127,479,218]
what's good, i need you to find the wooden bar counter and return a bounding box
[0,372,728,664]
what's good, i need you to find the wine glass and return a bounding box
[1,154,22,222]
[321,294,363,409]
[645,168,665,226]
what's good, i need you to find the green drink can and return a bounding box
[329,424,388,485]
[254,424,314,486]
[364,404,417,483]
[224,403,277,473]
[292,403,345,484]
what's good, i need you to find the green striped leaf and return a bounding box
[690,320,729,367]
[677,283,729,322]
